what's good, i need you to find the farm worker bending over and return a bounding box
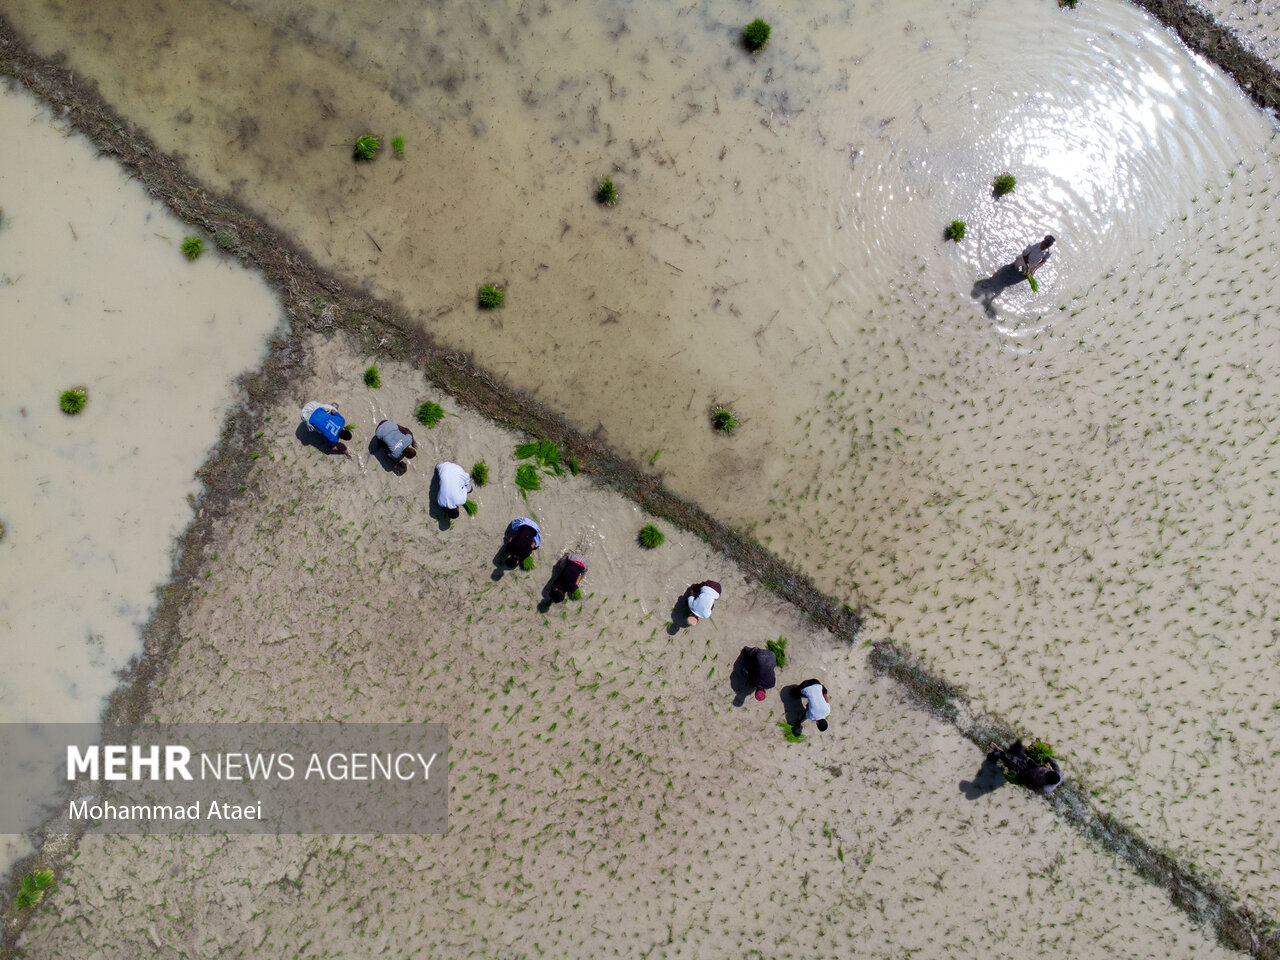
[685,580,721,625]
[434,462,473,519]
[504,518,542,568]
[300,401,351,453]
[799,678,831,732]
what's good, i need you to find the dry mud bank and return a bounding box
[13,337,1240,960]
[5,0,1280,939]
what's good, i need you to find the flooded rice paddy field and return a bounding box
[14,340,1240,959]
[5,0,1280,918]
[0,82,283,867]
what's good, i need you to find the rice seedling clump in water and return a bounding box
[181,236,204,259]
[743,18,771,51]
[59,388,88,415]
[416,401,445,427]
[463,499,478,516]
[712,407,738,434]
[992,173,1017,197]
[515,463,541,496]
[478,284,504,309]
[471,462,489,486]
[353,134,379,161]
[363,365,381,388]
[392,136,405,157]
[520,555,535,571]
[596,177,619,206]
[944,220,966,242]
[638,524,664,548]
[767,637,788,668]
[14,870,54,909]
[569,587,583,601]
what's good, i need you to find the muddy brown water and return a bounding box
[5,0,1280,913]
[0,82,283,869]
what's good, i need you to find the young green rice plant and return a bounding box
[638,524,664,549]
[766,636,788,669]
[416,401,445,427]
[181,236,204,259]
[570,588,583,601]
[521,555,536,571]
[478,284,504,309]
[596,176,619,206]
[353,134,380,161]
[515,463,541,496]
[1027,274,1040,293]
[471,462,490,486]
[992,172,1017,198]
[392,136,405,157]
[778,721,805,744]
[14,869,54,909]
[1027,739,1055,764]
[743,18,771,51]
[463,499,479,516]
[712,407,738,434]
[944,219,966,242]
[363,365,382,388]
[515,439,563,474]
[59,387,88,415]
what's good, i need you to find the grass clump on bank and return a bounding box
[181,236,204,260]
[415,401,445,427]
[353,134,380,161]
[14,870,55,909]
[59,387,88,415]
[363,365,381,388]
[392,136,405,157]
[743,18,771,51]
[712,407,738,434]
[944,220,966,242]
[638,524,664,548]
[596,176,619,206]
[471,462,489,486]
[992,172,1017,198]
[478,284,504,309]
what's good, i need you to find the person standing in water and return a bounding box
[1015,235,1055,278]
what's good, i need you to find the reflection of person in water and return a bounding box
[989,741,1063,796]
[1014,235,1055,278]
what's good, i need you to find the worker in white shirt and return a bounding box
[434,462,473,519]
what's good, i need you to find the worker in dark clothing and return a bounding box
[741,647,777,701]
[989,741,1063,796]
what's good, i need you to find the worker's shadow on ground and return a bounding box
[666,595,690,636]
[425,470,454,531]
[294,423,347,456]
[729,649,757,707]
[366,438,409,476]
[959,752,1007,800]
[971,263,1025,319]
[778,684,809,734]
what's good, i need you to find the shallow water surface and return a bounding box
[6,0,1280,912]
[0,82,283,864]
